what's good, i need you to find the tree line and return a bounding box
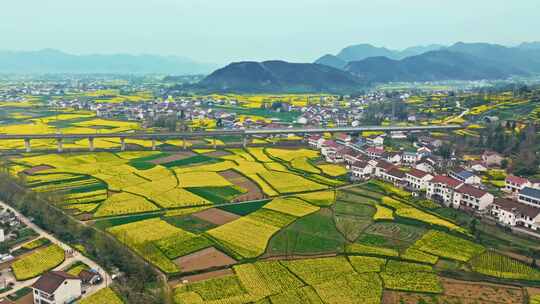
[0,164,168,304]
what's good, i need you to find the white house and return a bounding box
[405,168,433,191]
[491,198,540,230]
[504,175,531,195]
[452,184,494,211]
[482,151,504,167]
[416,146,432,159]
[449,169,481,185]
[308,135,325,149]
[373,160,395,179]
[384,152,402,165]
[402,151,417,165]
[415,161,435,174]
[380,167,406,187]
[32,271,82,304]
[426,175,463,207]
[349,161,373,180]
[343,150,366,165]
[518,187,540,208]
[470,162,488,173]
[365,146,385,159]
[366,135,384,146]
[320,140,339,158]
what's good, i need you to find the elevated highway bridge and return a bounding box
[0,125,462,153]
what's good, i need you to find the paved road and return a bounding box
[0,200,111,300]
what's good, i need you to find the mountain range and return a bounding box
[0,49,217,75]
[2,42,540,93]
[315,44,446,69]
[197,42,540,93]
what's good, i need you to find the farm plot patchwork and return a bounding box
[410,230,485,262]
[470,251,540,281]
[317,164,347,177]
[207,208,297,258]
[267,208,345,255]
[259,171,328,194]
[107,218,207,273]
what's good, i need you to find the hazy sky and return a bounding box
[1,0,538,65]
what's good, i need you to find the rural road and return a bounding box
[0,200,112,300]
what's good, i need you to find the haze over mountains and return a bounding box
[197,42,540,93]
[315,44,446,69]
[0,49,217,75]
[2,42,540,93]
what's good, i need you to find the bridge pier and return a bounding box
[24,138,31,153]
[152,139,157,151]
[120,138,126,151]
[88,137,95,152]
[56,138,63,153]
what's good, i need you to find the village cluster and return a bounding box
[308,132,540,234]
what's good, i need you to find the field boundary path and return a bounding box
[0,200,112,300]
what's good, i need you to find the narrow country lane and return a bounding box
[0,200,112,300]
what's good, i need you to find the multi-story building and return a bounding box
[449,168,481,185]
[504,175,531,195]
[32,271,82,304]
[452,184,494,211]
[518,187,540,208]
[426,175,463,207]
[380,167,406,187]
[373,160,395,178]
[405,168,433,191]
[349,161,373,180]
[491,198,540,230]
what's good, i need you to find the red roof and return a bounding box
[506,175,529,186]
[407,168,430,179]
[366,147,384,154]
[387,168,406,178]
[493,198,540,218]
[456,184,488,198]
[376,160,395,171]
[323,140,338,148]
[351,160,369,168]
[430,175,462,188]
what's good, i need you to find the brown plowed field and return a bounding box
[174,247,237,273]
[219,169,265,202]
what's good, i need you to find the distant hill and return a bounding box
[345,50,520,83]
[447,42,540,73]
[0,49,217,75]
[314,54,348,70]
[518,42,540,50]
[197,60,364,93]
[336,44,397,62]
[315,43,445,69]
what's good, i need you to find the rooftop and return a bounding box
[430,175,463,188]
[32,271,79,294]
[407,168,431,179]
[456,184,487,198]
[506,175,529,186]
[520,187,540,200]
[493,198,540,219]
